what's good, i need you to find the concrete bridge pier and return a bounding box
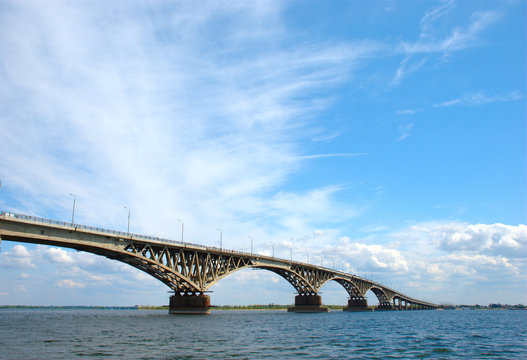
[343,298,372,312]
[287,294,329,313]
[376,302,394,311]
[169,293,211,315]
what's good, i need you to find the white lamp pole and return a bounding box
[177,219,184,242]
[69,193,76,224]
[217,228,222,250]
[248,235,253,255]
[124,206,130,234]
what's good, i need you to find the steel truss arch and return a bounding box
[123,242,253,294]
[367,286,391,307]
[255,266,317,295]
[330,278,364,299]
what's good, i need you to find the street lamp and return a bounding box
[217,228,222,250]
[124,206,130,234]
[272,242,274,258]
[290,237,293,261]
[68,194,76,224]
[177,219,184,242]
[248,235,253,255]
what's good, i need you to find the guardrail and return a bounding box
[0,210,432,304]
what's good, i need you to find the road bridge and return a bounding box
[0,211,439,314]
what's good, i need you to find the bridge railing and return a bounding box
[0,211,194,247]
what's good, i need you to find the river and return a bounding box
[1,308,525,359]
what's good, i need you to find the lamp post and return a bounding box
[69,193,76,224]
[177,219,184,242]
[272,242,274,258]
[217,228,222,250]
[124,206,130,234]
[290,237,293,261]
[248,235,253,255]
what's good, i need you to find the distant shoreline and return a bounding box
[1,304,525,310]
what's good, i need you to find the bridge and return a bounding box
[0,211,439,314]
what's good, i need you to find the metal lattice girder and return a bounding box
[332,278,364,299]
[369,286,391,306]
[258,266,317,295]
[123,242,253,294]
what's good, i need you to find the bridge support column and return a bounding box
[288,294,329,313]
[376,302,394,311]
[169,293,211,315]
[343,298,372,312]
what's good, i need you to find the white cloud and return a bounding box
[327,237,409,273]
[359,224,388,233]
[12,244,30,257]
[435,91,523,107]
[392,56,428,86]
[396,109,420,115]
[313,229,325,237]
[56,279,85,289]
[399,222,527,258]
[393,5,500,85]
[44,248,75,264]
[419,0,456,40]
[299,153,366,160]
[0,244,36,269]
[396,122,414,141]
[386,221,526,292]
[400,10,500,55]
[421,253,518,283]
[310,132,341,143]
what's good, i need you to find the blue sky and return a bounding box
[0,0,525,307]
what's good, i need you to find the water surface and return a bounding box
[1,309,525,359]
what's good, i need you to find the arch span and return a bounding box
[328,277,364,300]
[367,286,392,308]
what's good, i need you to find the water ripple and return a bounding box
[0,309,526,359]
